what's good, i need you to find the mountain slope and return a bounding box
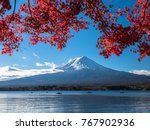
[0,56,150,88]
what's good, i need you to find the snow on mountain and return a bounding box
[58,56,108,71]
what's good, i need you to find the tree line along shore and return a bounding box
[0,85,149,91]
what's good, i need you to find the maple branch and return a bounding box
[85,0,110,30]
[9,0,17,23]
[28,0,32,17]
[13,0,16,14]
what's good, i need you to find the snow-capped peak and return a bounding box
[58,56,106,71]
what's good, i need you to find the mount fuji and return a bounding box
[0,56,150,89]
[57,56,108,71]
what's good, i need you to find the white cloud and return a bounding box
[36,62,43,67]
[12,64,19,67]
[33,53,40,59]
[22,56,27,60]
[36,62,57,69]
[12,64,27,68]
[0,66,20,72]
[0,66,63,81]
[129,70,150,76]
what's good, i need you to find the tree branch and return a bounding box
[28,0,32,17]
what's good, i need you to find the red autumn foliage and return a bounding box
[0,0,149,61]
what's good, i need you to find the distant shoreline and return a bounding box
[0,85,150,91]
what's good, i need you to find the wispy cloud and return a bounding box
[36,62,43,67]
[22,56,27,60]
[36,62,57,69]
[12,64,27,68]
[12,64,19,67]
[129,70,150,76]
[33,53,40,59]
[0,66,63,81]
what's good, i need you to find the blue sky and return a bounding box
[0,0,149,72]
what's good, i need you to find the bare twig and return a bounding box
[28,0,32,17]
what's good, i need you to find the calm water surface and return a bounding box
[0,91,150,113]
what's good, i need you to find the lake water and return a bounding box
[0,91,150,113]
